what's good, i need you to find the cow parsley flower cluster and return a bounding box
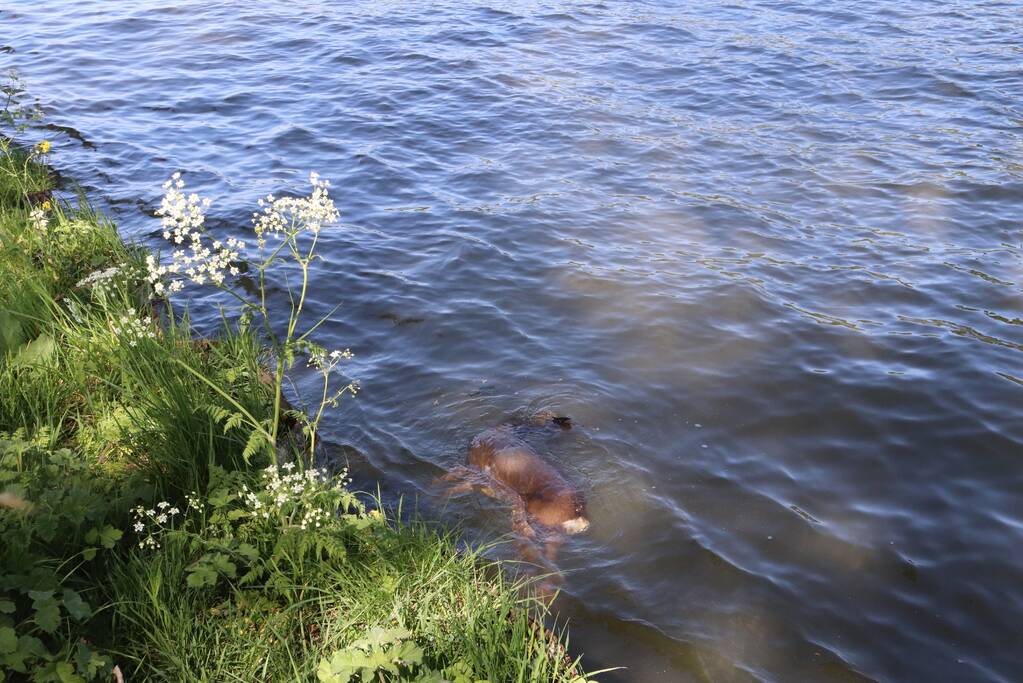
[110,308,157,346]
[76,264,135,304]
[307,348,354,371]
[243,463,321,517]
[130,501,181,549]
[146,172,245,296]
[239,463,352,529]
[144,254,182,296]
[29,206,47,236]
[252,172,339,247]
[159,172,208,243]
[75,265,121,289]
[142,169,352,466]
[185,490,206,513]
[297,506,331,531]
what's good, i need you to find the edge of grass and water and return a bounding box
[0,119,606,681]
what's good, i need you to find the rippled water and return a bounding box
[5,1,1023,680]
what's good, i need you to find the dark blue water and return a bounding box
[4,1,1023,680]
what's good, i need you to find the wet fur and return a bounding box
[438,417,589,571]
[467,426,588,532]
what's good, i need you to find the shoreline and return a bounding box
[0,137,597,681]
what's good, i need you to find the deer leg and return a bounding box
[509,501,538,540]
[543,535,564,564]
[434,466,484,498]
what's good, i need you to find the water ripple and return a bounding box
[4,0,1023,679]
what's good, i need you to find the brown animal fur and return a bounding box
[467,426,588,533]
[439,419,589,570]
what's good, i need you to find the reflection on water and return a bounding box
[4,0,1023,680]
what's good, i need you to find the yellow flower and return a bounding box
[35,140,51,154]
[40,200,51,211]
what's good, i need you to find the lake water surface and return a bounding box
[4,1,1023,680]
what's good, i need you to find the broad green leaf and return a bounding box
[17,634,46,657]
[343,515,374,530]
[0,311,25,353]
[355,626,411,652]
[0,600,14,614]
[393,640,424,667]
[76,641,109,677]
[315,658,335,682]
[98,526,122,549]
[186,565,218,589]
[0,627,16,655]
[365,646,399,675]
[32,597,60,633]
[209,553,236,578]
[10,333,55,369]
[415,671,450,683]
[319,651,359,682]
[236,543,259,562]
[55,661,85,683]
[441,661,482,683]
[85,526,121,549]
[62,590,90,622]
[1,648,29,674]
[207,488,233,508]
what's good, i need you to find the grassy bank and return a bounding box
[0,133,596,682]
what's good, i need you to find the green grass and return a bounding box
[0,138,599,682]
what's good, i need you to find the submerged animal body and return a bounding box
[436,416,589,576]
[467,426,590,535]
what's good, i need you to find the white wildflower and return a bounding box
[146,174,246,296]
[185,491,206,512]
[29,207,48,235]
[308,348,352,371]
[75,265,121,289]
[109,307,157,345]
[252,172,339,240]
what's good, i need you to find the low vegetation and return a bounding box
[0,76,598,682]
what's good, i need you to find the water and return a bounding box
[4,1,1023,680]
